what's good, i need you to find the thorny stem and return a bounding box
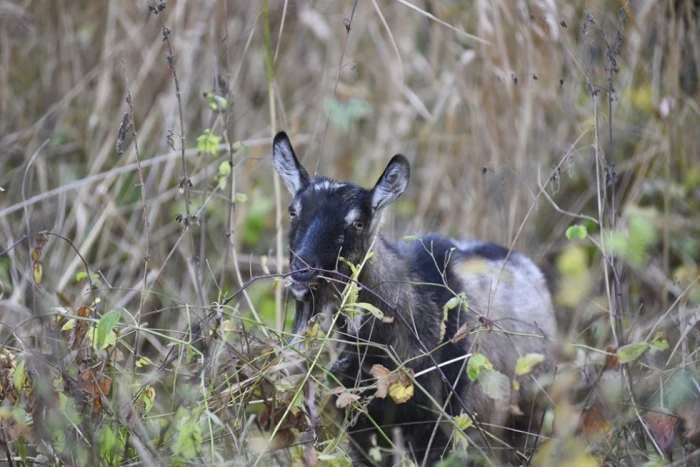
[121,62,151,370]
[156,7,206,310]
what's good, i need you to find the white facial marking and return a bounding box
[345,208,360,226]
[313,180,346,193]
[288,280,309,300]
[292,200,302,216]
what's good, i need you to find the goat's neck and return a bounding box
[356,236,409,311]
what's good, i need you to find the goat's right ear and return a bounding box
[273,132,310,195]
[371,154,410,212]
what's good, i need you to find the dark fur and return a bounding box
[272,132,557,466]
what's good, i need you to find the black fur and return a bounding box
[272,132,556,466]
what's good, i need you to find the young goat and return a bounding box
[272,132,557,465]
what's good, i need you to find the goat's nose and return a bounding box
[290,256,319,282]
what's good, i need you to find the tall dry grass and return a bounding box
[0,0,699,465]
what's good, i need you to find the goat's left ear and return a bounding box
[371,155,410,212]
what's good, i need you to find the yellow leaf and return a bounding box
[388,379,414,404]
[33,261,43,284]
[556,245,588,276]
[515,353,546,376]
[454,413,473,430]
[61,319,76,331]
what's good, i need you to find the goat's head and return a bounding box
[272,132,410,307]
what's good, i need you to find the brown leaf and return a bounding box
[69,306,93,353]
[582,400,612,440]
[369,364,392,399]
[268,429,296,452]
[79,369,112,397]
[679,400,700,447]
[605,346,619,368]
[79,369,111,415]
[450,321,472,344]
[335,392,360,408]
[258,401,307,433]
[645,410,677,451]
[369,365,416,404]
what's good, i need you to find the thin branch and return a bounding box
[157,7,207,310]
[121,61,151,370]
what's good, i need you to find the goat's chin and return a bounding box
[289,283,309,300]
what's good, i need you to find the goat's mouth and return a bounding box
[287,275,318,299]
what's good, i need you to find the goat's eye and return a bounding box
[289,208,297,218]
[353,221,364,231]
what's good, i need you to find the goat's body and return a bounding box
[333,234,556,465]
[271,132,556,466]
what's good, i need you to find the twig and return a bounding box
[156,6,207,310]
[121,62,151,371]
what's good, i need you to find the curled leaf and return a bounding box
[336,392,360,408]
[515,353,546,376]
[616,342,649,364]
[650,332,669,353]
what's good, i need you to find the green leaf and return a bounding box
[61,319,76,331]
[350,302,384,320]
[97,310,121,349]
[13,359,27,390]
[218,160,231,177]
[467,353,492,382]
[454,413,473,430]
[403,235,420,243]
[99,425,119,461]
[234,192,248,203]
[650,332,669,353]
[136,356,153,368]
[196,129,221,155]
[515,353,546,376]
[76,271,88,281]
[173,416,202,459]
[443,295,460,312]
[203,91,228,111]
[565,224,588,240]
[478,368,510,401]
[616,342,649,364]
[140,386,156,415]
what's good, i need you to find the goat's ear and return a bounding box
[273,132,310,195]
[371,155,410,212]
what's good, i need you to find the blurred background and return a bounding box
[1,0,699,464]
